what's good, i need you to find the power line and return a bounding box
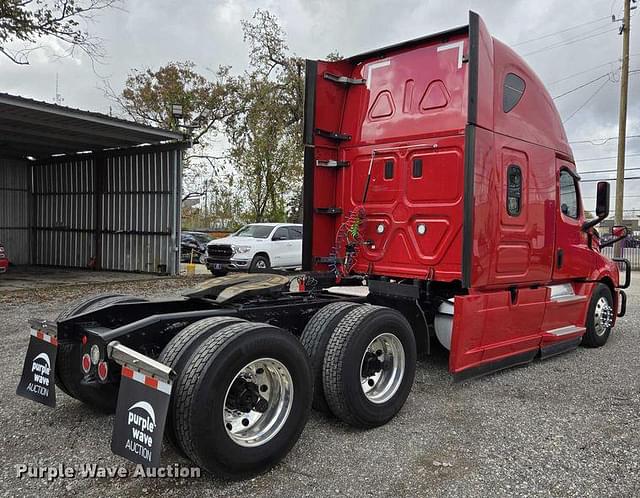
[575,152,640,162]
[569,134,640,144]
[580,166,640,173]
[552,72,613,99]
[547,53,639,87]
[523,26,619,57]
[562,78,610,123]
[584,193,640,198]
[513,16,611,47]
[582,176,640,182]
[548,59,622,86]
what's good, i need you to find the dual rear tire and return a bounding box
[161,319,313,479]
[301,303,417,428]
[57,296,417,477]
[161,303,416,477]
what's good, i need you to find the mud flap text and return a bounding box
[111,367,171,467]
[16,331,58,407]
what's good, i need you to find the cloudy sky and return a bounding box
[2,0,639,212]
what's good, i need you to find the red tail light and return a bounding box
[81,354,91,373]
[97,361,108,381]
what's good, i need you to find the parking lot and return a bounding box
[0,267,174,293]
[1,275,638,497]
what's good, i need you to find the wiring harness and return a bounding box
[330,206,367,278]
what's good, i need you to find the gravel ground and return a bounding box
[1,276,638,497]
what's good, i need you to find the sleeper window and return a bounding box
[503,73,525,113]
[559,170,579,219]
[384,160,394,179]
[412,158,423,178]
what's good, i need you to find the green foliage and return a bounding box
[112,8,338,228]
[108,61,239,142]
[226,9,306,223]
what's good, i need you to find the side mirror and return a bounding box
[600,225,629,248]
[595,181,610,219]
[582,181,610,231]
[273,235,287,241]
[612,226,626,238]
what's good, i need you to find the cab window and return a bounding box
[272,227,289,240]
[288,226,303,240]
[559,170,579,219]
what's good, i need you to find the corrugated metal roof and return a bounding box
[0,92,184,159]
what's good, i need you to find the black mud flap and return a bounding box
[16,321,58,408]
[108,342,175,468]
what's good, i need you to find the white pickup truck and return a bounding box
[205,223,303,276]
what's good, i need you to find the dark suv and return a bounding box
[181,232,213,264]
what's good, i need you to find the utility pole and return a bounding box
[614,0,634,257]
[55,73,64,105]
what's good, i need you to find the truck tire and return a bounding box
[56,294,146,412]
[250,255,270,272]
[582,284,614,348]
[300,301,361,413]
[158,316,244,455]
[322,305,417,429]
[173,321,313,479]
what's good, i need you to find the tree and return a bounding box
[225,10,306,223]
[105,60,242,206]
[233,10,339,222]
[241,10,305,143]
[108,9,334,227]
[226,75,303,223]
[0,0,119,64]
[105,61,239,143]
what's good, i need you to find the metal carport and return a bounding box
[0,93,187,275]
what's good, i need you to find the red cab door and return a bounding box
[552,163,594,280]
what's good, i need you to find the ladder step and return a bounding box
[550,295,587,304]
[315,207,343,215]
[315,128,352,141]
[315,256,344,264]
[323,72,366,85]
[316,159,350,168]
[540,336,582,360]
[544,325,585,337]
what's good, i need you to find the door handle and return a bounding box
[556,248,564,269]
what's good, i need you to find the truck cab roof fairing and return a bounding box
[302,11,578,289]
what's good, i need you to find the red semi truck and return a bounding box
[17,12,630,479]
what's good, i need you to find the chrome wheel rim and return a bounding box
[594,296,613,336]
[360,333,405,404]
[223,358,293,447]
[256,260,267,269]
